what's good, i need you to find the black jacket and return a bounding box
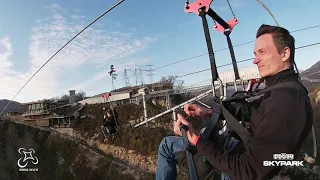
[196,69,313,180]
[103,110,118,127]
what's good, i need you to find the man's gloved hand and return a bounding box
[184,104,212,118]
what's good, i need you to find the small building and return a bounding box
[51,104,84,127]
[21,100,51,126]
[21,90,84,127]
[2,111,24,121]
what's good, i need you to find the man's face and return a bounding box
[253,34,290,77]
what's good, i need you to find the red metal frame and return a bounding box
[184,0,213,15]
[213,18,238,33]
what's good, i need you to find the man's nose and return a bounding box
[253,56,260,64]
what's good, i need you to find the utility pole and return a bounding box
[108,65,117,91]
[134,65,143,86]
[144,63,155,90]
[139,66,144,86]
[124,65,131,87]
[133,65,138,86]
[133,60,155,87]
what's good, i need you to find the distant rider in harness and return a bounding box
[102,108,118,137]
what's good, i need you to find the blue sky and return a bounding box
[0,0,319,103]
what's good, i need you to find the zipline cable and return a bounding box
[0,0,126,116]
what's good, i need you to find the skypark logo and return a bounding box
[263,161,304,166]
[263,153,304,167]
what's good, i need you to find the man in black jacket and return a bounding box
[102,109,118,135]
[155,24,313,180]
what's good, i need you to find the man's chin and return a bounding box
[259,72,268,78]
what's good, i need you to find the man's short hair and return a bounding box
[256,24,295,67]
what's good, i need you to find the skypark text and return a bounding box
[263,153,304,167]
[263,161,304,167]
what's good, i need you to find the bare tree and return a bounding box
[76,90,86,102]
[158,75,184,90]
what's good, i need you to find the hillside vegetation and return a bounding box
[69,86,320,179]
[0,122,154,180]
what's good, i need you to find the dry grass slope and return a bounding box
[0,122,155,180]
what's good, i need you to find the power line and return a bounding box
[139,66,144,85]
[123,65,132,87]
[113,24,320,84]
[74,24,320,93]
[291,25,320,33]
[145,64,155,84]
[152,41,255,70]
[133,65,140,86]
[85,41,320,94]
[0,0,126,116]
[153,25,320,70]
[296,42,320,49]
[176,42,320,79]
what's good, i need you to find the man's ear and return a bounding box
[281,47,290,62]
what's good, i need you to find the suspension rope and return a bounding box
[256,0,279,26]
[226,0,236,18]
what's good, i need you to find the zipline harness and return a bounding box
[102,93,119,136]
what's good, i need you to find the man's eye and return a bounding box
[260,50,266,54]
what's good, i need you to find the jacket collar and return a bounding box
[264,68,299,87]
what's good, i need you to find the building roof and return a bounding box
[92,90,132,98]
[62,104,83,117]
[53,103,83,117]
[21,100,46,105]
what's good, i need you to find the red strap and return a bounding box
[184,0,213,15]
[103,93,111,99]
[213,18,238,33]
[191,135,200,146]
[255,78,264,89]
[247,79,256,92]
[257,78,264,86]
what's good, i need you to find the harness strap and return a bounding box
[253,81,307,96]
[221,81,310,148]
[221,104,252,146]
